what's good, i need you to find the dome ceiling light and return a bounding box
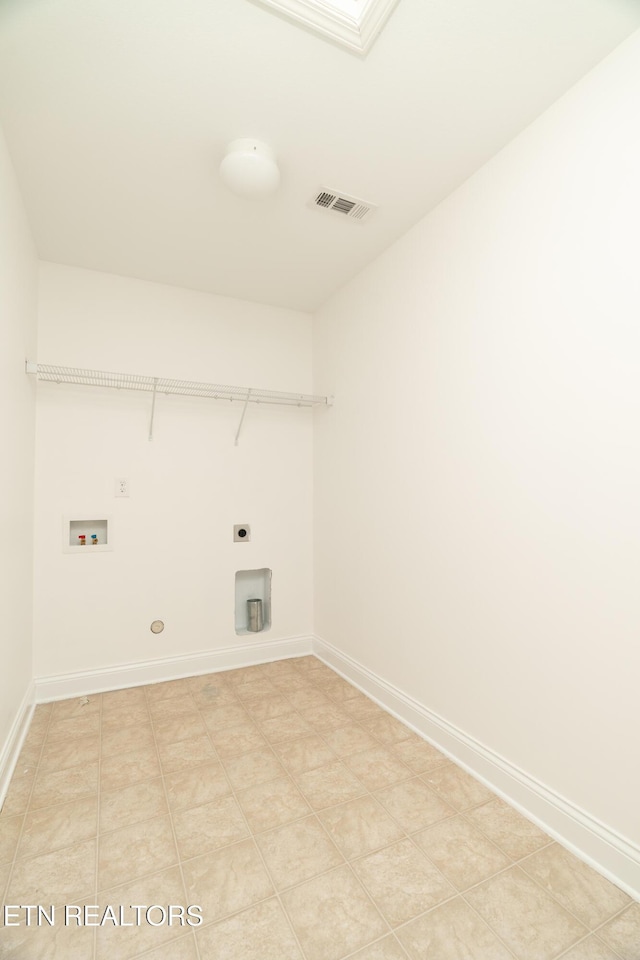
[219,139,280,199]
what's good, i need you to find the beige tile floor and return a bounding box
[1,655,638,960]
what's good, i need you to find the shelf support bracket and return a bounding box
[148,378,158,441]
[234,389,252,446]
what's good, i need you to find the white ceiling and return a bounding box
[1,0,639,312]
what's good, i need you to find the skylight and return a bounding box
[250,0,401,55]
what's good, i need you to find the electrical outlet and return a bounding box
[115,478,129,498]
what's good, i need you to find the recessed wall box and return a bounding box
[235,568,271,635]
[63,516,112,553]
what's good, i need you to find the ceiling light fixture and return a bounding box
[219,139,280,199]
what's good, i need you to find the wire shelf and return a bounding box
[31,364,328,408]
[26,362,331,443]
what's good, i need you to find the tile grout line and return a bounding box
[249,662,452,959]
[212,660,522,959]
[189,668,312,960]
[144,681,203,960]
[1,703,53,914]
[192,659,394,957]
[255,660,402,960]
[91,693,104,960]
[259,664,600,960]
[5,658,637,960]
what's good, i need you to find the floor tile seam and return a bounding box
[37,745,102,773]
[371,823,462,900]
[159,753,228,785]
[0,814,26,880]
[145,696,203,960]
[96,848,183,899]
[515,843,634,932]
[222,763,288,794]
[2,707,57,915]
[393,890,521,960]
[100,718,154,736]
[401,755,452,777]
[284,719,406,798]
[144,681,204,708]
[6,856,96,906]
[253,694,326,740]
[12,825,100,868]
[101,694,151,709]
[346,829,441,873]
[552,930,625,960]
[191,716,223,766]
[458,805,555,863]
[343,762,416,793]
[50,697,103,720]
[92,696,104,959]
[459,864,591,959]
[413,769,491,815]
[199,706,260,729]
[319,724,397,761]
[378,884,464,929]
[408,808,527,892]
[278,754,357,779]
[44,723,102,745]
[345,852,449,944]
[590,897,640,936]
[369,771,457,825]
[99,772,164,797]
[147,707,205,726]
[144,688,197,708]
[501,857,615,937]
[97,734,161,765]
[213,831,349,902]
[253,809,350,882]
[30,757,100,797]
[431,844,528,899]
[128,929,198,960]
[202,737,310,960]
[339,931,412,960]
[14,735,45,769]
[456,807,533,867]
[99,773,167,810]
[16,705,52,788]
[278,858,395,959]
[98,807,173,839]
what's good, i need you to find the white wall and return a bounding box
[34,264,313,680]
[0,125,37,763]
[314,30,640,860]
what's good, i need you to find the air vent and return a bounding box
[310,189,376,223]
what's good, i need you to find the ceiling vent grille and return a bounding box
[310,189,376,223]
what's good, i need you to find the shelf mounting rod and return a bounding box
[234,389,252,446]
[149,378,158,441]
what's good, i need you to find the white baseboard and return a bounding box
[35,634,314,702]
[0,680,35,811]
[312,635,640,901]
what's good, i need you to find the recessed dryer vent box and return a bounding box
[235,568,271,635]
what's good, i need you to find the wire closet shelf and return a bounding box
[26,362,331,442]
